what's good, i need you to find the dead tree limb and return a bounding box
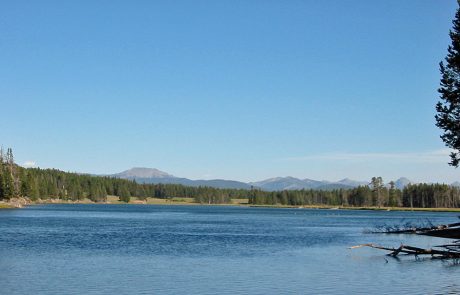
[374,221,460,239]
[350,243,460,259]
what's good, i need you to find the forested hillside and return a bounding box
[0,148,459,208]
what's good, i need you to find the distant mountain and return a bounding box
[303,178,327,188]
[394,177,411,190]
[451,181,460,187]
[191,179,252,189]
[249,177,320,191]
[113,167,174,179]
[337,178,369,187]
[109,168,417,192]
[250,177,367,191]
[110,168,251,189]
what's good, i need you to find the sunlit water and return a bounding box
[0,204,459,294]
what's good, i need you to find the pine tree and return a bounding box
[0,148,4,199]
[2,166,15,199]
[29,178,40,201]
[5,148,21,197]
[436,2,460,167]
[371,177,384,207]
[388,181,398,207]
[119,186,131,203]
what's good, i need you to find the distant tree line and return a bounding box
[0,148,459,208]
[248,182,460,208]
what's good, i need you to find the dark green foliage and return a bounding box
[436,2,460,167]
[0,148,16,200]
[370,176,388,207]
[248,186,373,207]
[388,181,401,207]
[118,186,131,203]
[247,184,460,209]
[402,183,460,208]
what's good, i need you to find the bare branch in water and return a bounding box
[355,218,460,260]
[369,219,460,238]
[350,243,460,259]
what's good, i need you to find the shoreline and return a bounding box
[247,204,460,212]
[2,197,460,212]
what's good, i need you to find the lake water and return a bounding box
[0,204,459,294]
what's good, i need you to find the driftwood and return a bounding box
[354,219,460,260]
[376,220,460,239]
[419,227,460,239]
[350,243,460,259]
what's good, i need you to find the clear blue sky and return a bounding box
[1,0,459,183]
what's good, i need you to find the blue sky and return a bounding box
[1,0,460,183]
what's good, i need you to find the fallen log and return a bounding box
[358,219,460,260]
[349,244,420,255]
[350,243,460,259]
[376,221,460,238]
[419,227,460,239]
[389,244,404,257]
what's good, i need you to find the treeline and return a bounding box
[402,183,460,208]
[248,184,460,208]
[0,148,459,208]
[247,182,401,207]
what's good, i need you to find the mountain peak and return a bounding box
[338,178,355,183]
[114,167,174,179]
[111,168,251,189]
[337,178,368,187]
[394,177,411,189]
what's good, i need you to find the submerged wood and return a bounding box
[350,243,460,259]
[355,219,460,260]
[380,221,460,239]
[419,227,460,239]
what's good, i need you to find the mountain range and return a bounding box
[108,167,438,191]
[111,167,253,189]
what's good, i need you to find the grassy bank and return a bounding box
[2,196,460,212]
[248,204,460,212]
[0,203,14,209]
[26,196,250,207]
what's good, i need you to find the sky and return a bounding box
[1,0,460,183]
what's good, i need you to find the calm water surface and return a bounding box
[0,204,459,294]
